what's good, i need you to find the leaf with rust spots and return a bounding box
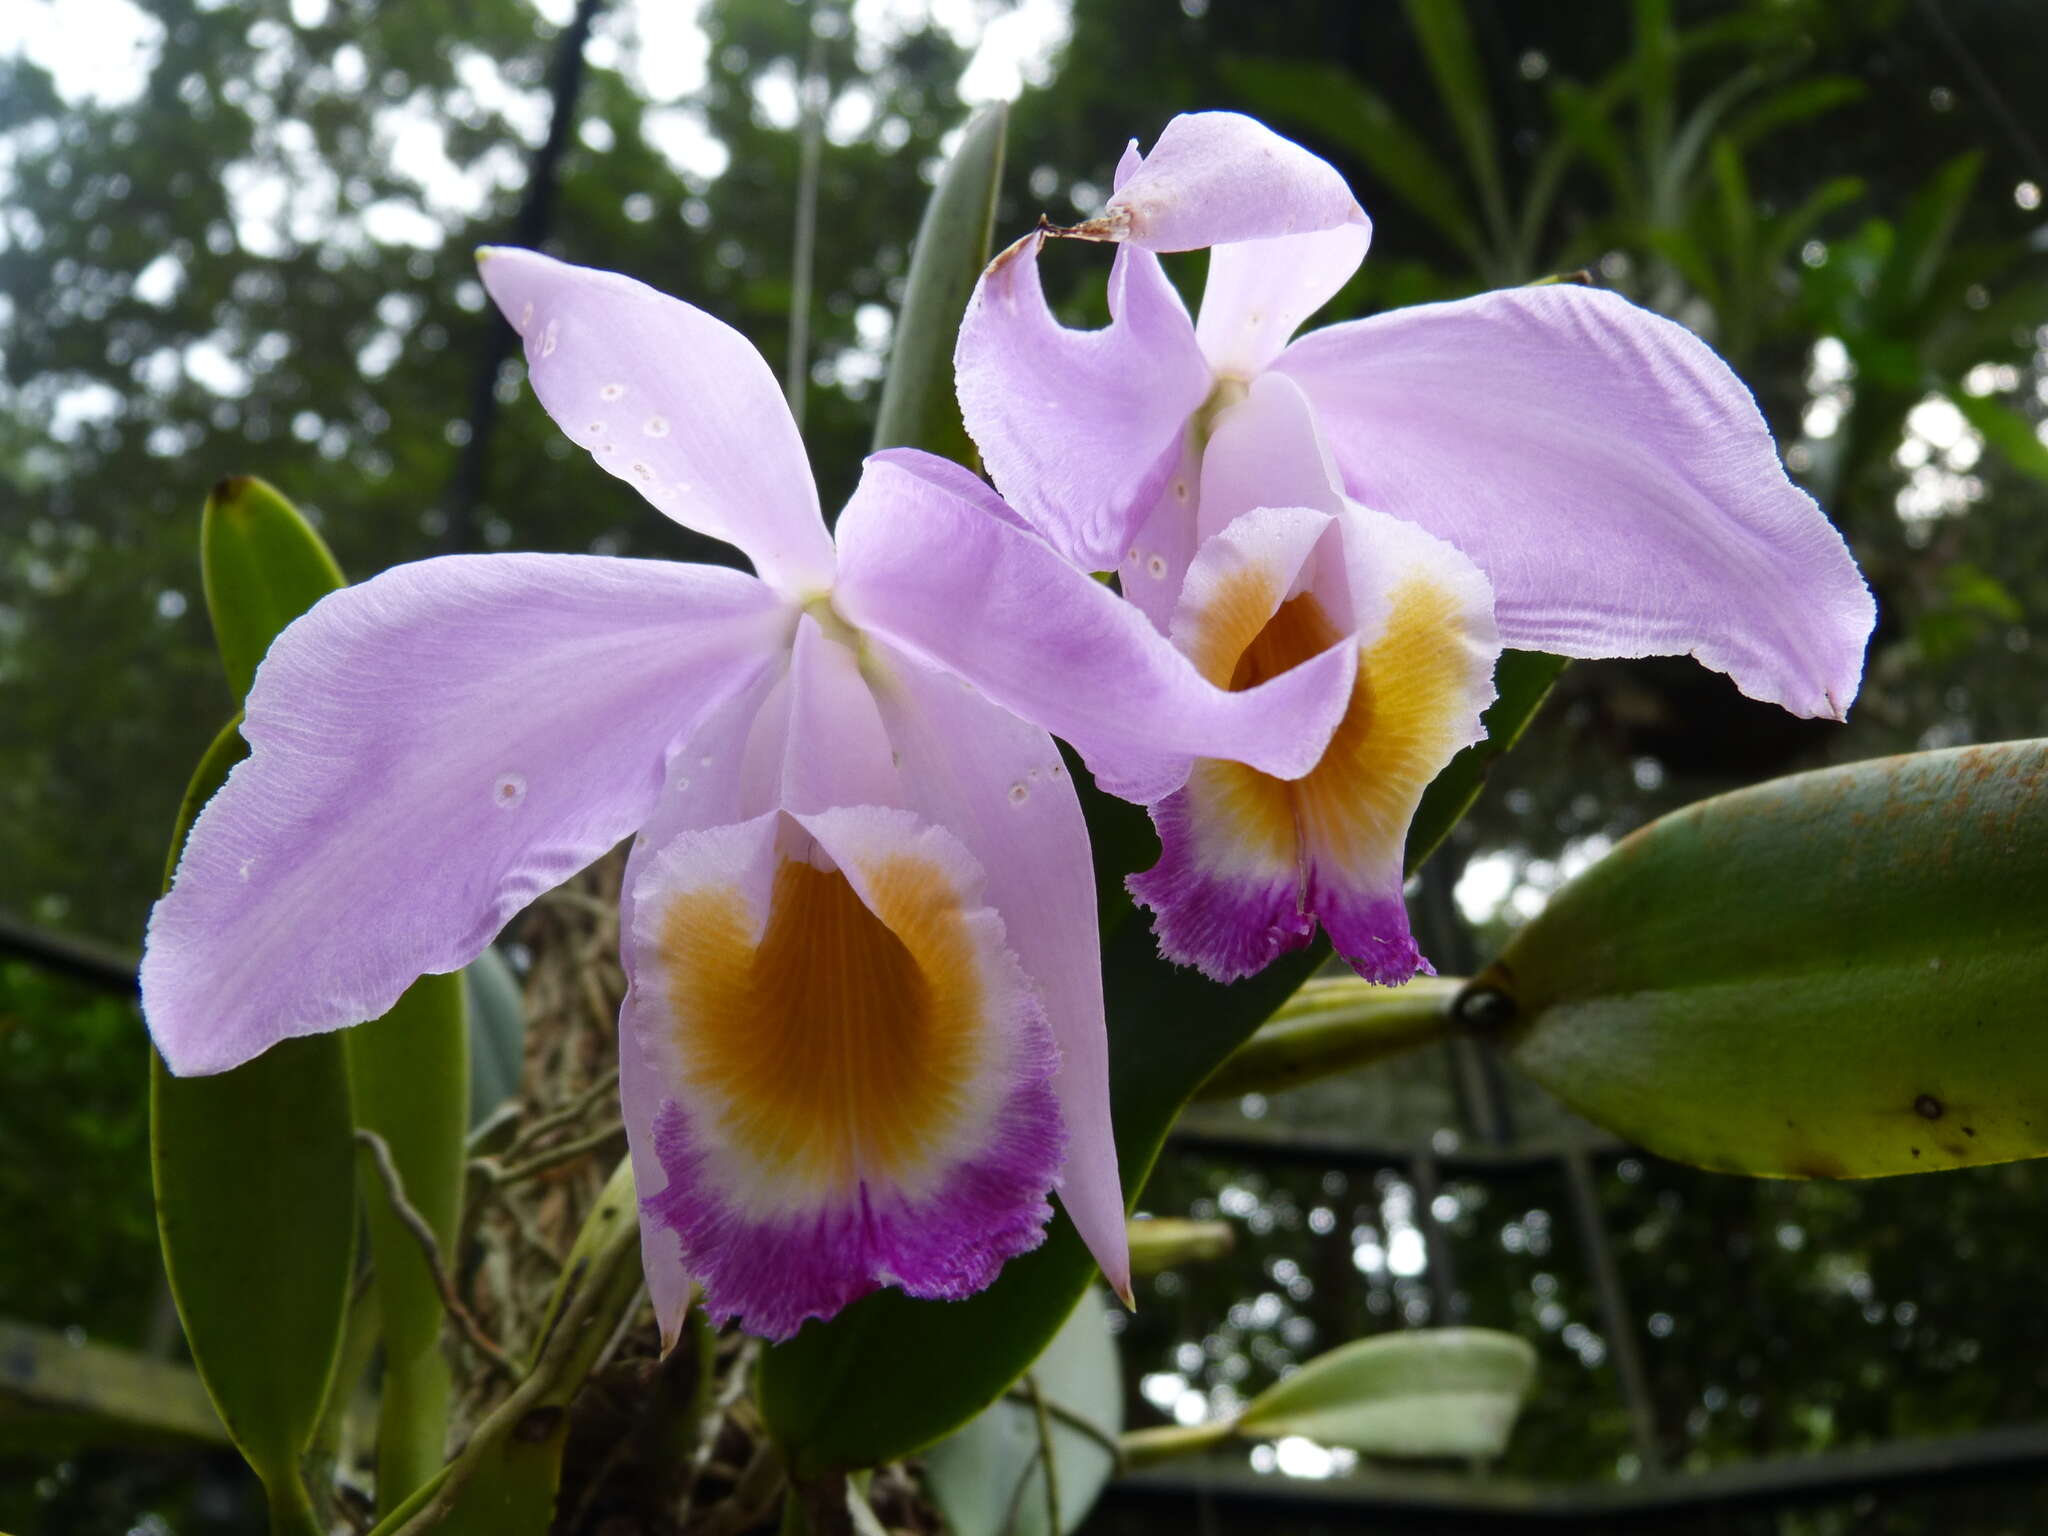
[1496,739,2048,1181]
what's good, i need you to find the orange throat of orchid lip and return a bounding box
[1190,579,1476,872]
[657,853,981,1190]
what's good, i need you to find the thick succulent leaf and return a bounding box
[922,1286,1123,1536]
[871,103,1007,464]
[200,475,346,701]
[1237,1328,1536,1456]
[1487,740,2048,1177]
[152,717,353,1533]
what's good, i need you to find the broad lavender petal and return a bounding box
[865,638,1130,1302]
[478,247,837,595]
[143,554,788,1076]
[625,806,1063,1340]
[832,450,1356,803]
[956,234,1210,572]
[1275,283,1874,718]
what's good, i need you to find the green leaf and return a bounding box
[350,971,469,1512]
[1121,1328,1536,1466]
[1875,150,1982,320]
[465,944,528,1122]
[1949,390,2048,487]
[153,720,354,1535]
[1405,650,1568,874]
[1195,975,1463,1101]
[1484,740,2048,1178]
[200,475,345,701]
[1240,1328,1536,1456]
[1400,0,1508,250]
[922,1286,1123,1536]
[871,103,1007,463]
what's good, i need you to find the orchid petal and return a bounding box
[832,450,1357,804]
[478,247,837,595]
[1115,429,1203,634]
[142,554,787,1076]
[955,234,1210,572]
[1133,503,1499,984]
[1196,371,1347,542]
[782,613,902,813]
[1197,225,1372,378]
[618,671,789,1350]
[865,639,1130,1301]
[625,806,1063,1340]
[1129,505,1341,981]
[1275,284,1873,718]
[1098,111,1368,253]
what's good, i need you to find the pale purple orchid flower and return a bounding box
[956,111,1875,987]
[140,248,1356,1342]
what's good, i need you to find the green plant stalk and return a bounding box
[1117,1421,1234,1468]
[364,1158,645,1536]
[350,973,471,1513]
[1194,975,1464,1101]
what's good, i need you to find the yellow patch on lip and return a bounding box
[1190,579,1475,875]
[659,853,983,1191]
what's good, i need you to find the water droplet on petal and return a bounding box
[1008,782,1030,805]
[493,773,527,809]
[630,460,654,479]
[700,755,715,768]
[1173,480,1189,502]
[673,776,689,792]
[1147,554,1168,579]
[644,415,670,437]
[587,421,604,435]
[519,300,533,329]
[539,320,558,358]
[600,382,626,401]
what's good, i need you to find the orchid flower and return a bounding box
[956,111,1875,986]
[140,248,1356,1342]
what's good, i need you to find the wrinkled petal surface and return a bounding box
[866,638,1130,1301]
[833,450,1356,804]
[479,247,837,594]
[1276,284,1873,718]
[626,806,1063,1340]
[956,235,1210,572]
[144,555,788,1075]
[1100,111,1367,253]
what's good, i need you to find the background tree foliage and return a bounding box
[3,0,2046,1531]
